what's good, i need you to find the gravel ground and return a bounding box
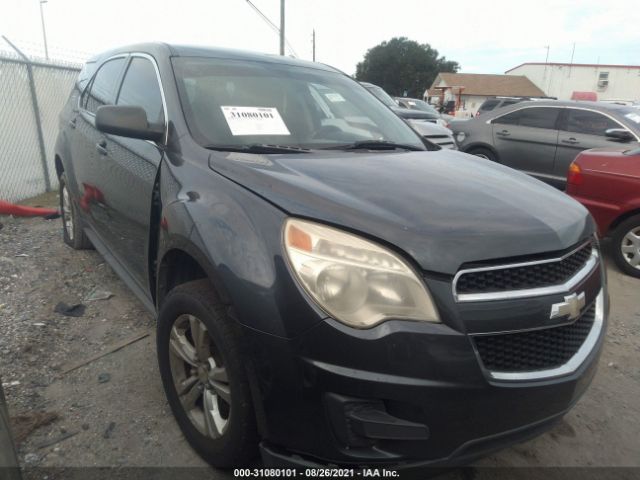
[1,192,639,479]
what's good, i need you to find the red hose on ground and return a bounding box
[0,200,60,217]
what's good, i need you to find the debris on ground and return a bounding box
[53,301,86,317]
[61,330,151,374]
[85,287,114,302]
[35,430,79,449]
[10,411,59,444]
[97,373,111,384]
[23,452,39,466]
[103,422,116,439]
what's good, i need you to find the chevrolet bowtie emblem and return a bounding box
[550,292,586,321]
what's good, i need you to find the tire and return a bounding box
[157,279,259,468]
[611,214,640,278]
[59,173,92,250]
[468,147,497,162]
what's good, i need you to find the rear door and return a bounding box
[91,54,166,289]
[555,108,628,181]
[491,106,561,182]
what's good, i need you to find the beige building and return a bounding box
[424,73,546,116]
[506,62,640,102]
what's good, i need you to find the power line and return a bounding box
[244,0,298,57]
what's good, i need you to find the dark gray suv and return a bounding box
[54,43,607,470]
[452,100,640,188]
[0,382,20,480]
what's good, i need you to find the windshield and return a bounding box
[363,84,399,108]
[401,98,439,115]
[172,58,424,150]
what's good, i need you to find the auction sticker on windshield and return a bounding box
[221,106,291,136]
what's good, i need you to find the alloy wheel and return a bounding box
[62,185,74,241]
[168,314,231,438]
[621,226,640,270]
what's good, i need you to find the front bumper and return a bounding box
[241,285,607,468]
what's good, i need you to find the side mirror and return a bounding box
[95,105,164,141]
[605,128,634,142]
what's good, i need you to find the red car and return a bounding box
[567,146,640,278]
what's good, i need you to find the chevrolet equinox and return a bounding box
[54,43,608,469]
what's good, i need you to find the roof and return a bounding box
[428,73,546,97]
[88,42,339,73]
[486,99,638,117]
[506,62,640,73]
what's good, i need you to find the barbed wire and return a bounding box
[0,37,93,66]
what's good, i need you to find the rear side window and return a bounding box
[480,99,499,111]
[565,109,619,136]
[494,107,559,129]
[83,58,126,114]
[493,109,521,125]
[500,100,520,108]
[117,57,165,124]
[517,107,559,129]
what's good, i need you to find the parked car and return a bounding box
[451,100,640,188]
[475,97,528,117]
[0,381,21,480]
[360,82,457,149]
[567,146,640,278]
[394,97,453,126]
[55,43,607,470]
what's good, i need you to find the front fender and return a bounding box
[158,156,326,339]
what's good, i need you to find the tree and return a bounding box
[355,37,459,98]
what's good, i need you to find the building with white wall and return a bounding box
[424,73,546,116]
[506,63,640,102]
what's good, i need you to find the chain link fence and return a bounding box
[0,38,82,203]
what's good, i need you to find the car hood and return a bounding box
[208,149,593,274]
[406,120,452,136]
[391,107,439,120]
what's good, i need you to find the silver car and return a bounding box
[451,100,640,188]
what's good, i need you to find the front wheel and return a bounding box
[611,215,640,278]
[468,147,497,162]
[157,280,259,468]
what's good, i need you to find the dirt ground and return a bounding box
[1,192,639,479]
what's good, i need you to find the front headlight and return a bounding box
[456,132,466,143]
[283,218,440,328]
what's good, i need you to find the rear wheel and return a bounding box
[157,280,259,467]
[611,215,640,278]
[468,147,497,162]
[59,173,92,250]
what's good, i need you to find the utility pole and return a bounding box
[279,0,285,56]
[312,29,316,62]
[39,0,49,60]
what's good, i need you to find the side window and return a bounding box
[493,110,521,125]
[517,107,559,129]
[116,57,165,125]
[565,109,619,136]
[83,58,126,114]
[481,99,499,111]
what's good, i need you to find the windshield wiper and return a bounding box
[321,140,424,152]
[204,143,312,154]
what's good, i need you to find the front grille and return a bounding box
[456,242,593,295]
[474,304,596,372]
[425,134,456,149]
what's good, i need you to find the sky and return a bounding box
[1,0,639,76]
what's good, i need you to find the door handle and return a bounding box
[496,130,510,137]
[562,137,579,145]
[68,118,76,129]
[96,140,108,156]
